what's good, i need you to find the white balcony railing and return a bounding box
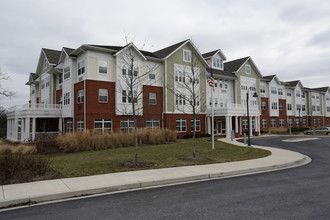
[207,103,259,116]
[8,103,62,112]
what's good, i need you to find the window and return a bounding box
[279,103,284,111]
[261,101,267,110]
[78,61,85,75]
[45,76,50,88]
[183,50,191,62]
[296,90,301,97]
[191,119,200,132]
[317,106,320,111]
[99,89,108,103]
[149,93,156,105]
[41,79,45,89]
[176,95,185,106]
[77,89,84,104]
[67,120,73,132]
[209,98,212,106]
[215,80,218,88]
[58,95,62,105]
[149,71,155,80]
[64,92,70,105]
[327,107,330,112]
[252,118,255,129]
[280,118,285,127]
[122,65,127,76]
[120,119,135,132]
[77,120,84,131]
[312,105,316,111]
[271,102,277,110]
[243,119,248,129]
[146,119,160,129]
[295,118,300,127]
[133,67,139,77]
[313,119,317,126]
[271,87,277,94]
[296,104,301,111]
[287,104,292,111]
[215,98,218,107]
[288,119,293,127]
[303,119,307,127]
[271,118,276,128]
[43,58,47,69]
[175,70,185,83]
[212,57,223,69]
[287,89,292,97]
[59,74,63,84]
[326,96,330,101]
[260,85,266,93]
[98,61,108,74]
[262,119,267,128]
[94,119,112,132]
[224,80,228,89]
[122,90,127,103]
[318,119,321,126]
[128,90,137,103]
[302,105,306,111]
[278,88,283,96]
[245,65,251,74]
[302,92,305,98]
[176,119,186,132]
[64,67,70,80]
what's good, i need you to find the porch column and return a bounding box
[13,118,18,141]
[32,118,36,141]
[226,116,230,138]
[249,116,253,136]
[256,116,260,133]
[25,118,30,141]
[59,118,63,133]
[235,116,238,133]
[239,117,242,135]
[229,116,233,135]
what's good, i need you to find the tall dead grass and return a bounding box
[0,142,36,155]
[56,128,177,153]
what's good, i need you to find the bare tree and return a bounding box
[116,40,160,163]
[0,67,15,97]
[169,53,206,158]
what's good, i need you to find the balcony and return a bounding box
[7,103,62,118]
[206,103,260,116]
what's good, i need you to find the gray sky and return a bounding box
[1,0,330,109]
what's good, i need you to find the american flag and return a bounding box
[208,68,214,91]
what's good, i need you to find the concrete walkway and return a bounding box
[0,138,311,209]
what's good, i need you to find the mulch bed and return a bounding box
[120,161,155,168]
[181,157,212,162]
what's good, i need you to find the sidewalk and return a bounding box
[0,138,311,209]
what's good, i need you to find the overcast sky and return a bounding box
[1,0,330,109]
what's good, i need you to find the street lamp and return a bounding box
[247,91,259,146]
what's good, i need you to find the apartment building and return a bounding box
[6,39,330,142]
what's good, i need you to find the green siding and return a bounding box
[166,43,206,113]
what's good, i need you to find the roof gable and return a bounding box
[202,49,227,61]
[224,56,263,78]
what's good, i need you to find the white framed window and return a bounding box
[77,89,84,104]
[98,61,108,74]
[271,87,277,94]
[215,98,218,107]
[212,57,223,69]
[287,104,292,111]
[287,90,292,96]
[176,95,185,106]
[176,119,186,132]
[183,50,191,62]
[45,76,50,88]
[317,106,320,111]
[261,101,267,110]
[262,119,267,128]
[133,67,139,77]
[64,92,70,105]
[288,119,293,127]
[99,89,108,103]
[302,105,306,111]
[245,64,251,74]
[122,65,127,76]
[303,119,307,126]
[313,119,317,126]
[327,107,330,112]
[295,118,300,127]
[67,120,73,132]
[278,88,283,96]
[64,67,70,80]
[302,92,305,98]
[280,118,285,127]
[78,60,85,75]
[271,102,278,110]
[260,85,266,94]
[296,104,301,111]
[94,119,112,132]
[271,118,276,128]
[326,96,330,101]
[252,118,255,129]
[243,119,248,129]
[120,119,135,133]
[279,103,284,111]
[58,95,62,105]
[41,79,45,89]
[146,119,160,129]
[128,90,137,103]
[77,120,84,131]
[149,71,156,80]
[122,90,127,103]
[43,58,47,69]
[191,119,200,132]
[149,93,156,105]
[59,74,63,84]
[312,105,316,111]
[296,90,301,97]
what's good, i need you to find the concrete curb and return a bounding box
[0,143,311,209]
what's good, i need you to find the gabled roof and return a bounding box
[42,48,61,65]
[25,73,39,85]
[284,80,300,88]
[224,57,250,73]
[262,75,276,82]
[63,47,75,55]
[113,43,148,60]
[153,40,188,59]
[206,67,237,79]
[202,49,227,60]
[310,86,329,93]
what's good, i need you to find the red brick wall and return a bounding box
[164,113,206,138]
[56,89,62,105]
[143,85,163,122]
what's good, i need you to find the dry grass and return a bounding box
[0,140,36,155]
[55,129,177,153]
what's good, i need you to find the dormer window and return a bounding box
[183,50,191,62]
[212,57,223,69]
[43,58,47,69]
[245,64,251,74]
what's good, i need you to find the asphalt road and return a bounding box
[1,136,330,220]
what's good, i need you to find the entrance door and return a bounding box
[216,120,226,135]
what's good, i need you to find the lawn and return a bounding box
[42,138,271,178]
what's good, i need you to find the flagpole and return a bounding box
[211,85,215,149]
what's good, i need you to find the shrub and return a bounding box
[35,133,61,154]
[0,143,36,155]
[0,154,53,184]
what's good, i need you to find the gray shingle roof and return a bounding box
[262,75,276,82]
[206,67,237,78]
[42,48,61,65]
[90,45,158,58]
[284,80,300,87]
[224,57,250,73]
[310,86,329,93]
[63,47,75,55]
[202,50,220,59]
[153,40,188,58]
